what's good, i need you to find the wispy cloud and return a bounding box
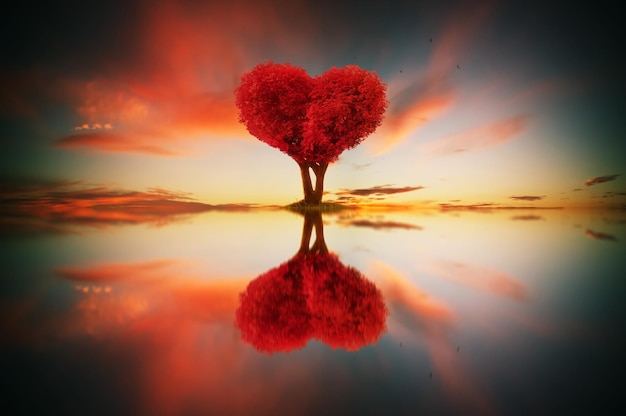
[419,114,529,155]
[372,1,497,155]
[583,174,620,187]
[336,185,424,197]
[583,229,618,242]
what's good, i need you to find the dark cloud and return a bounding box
[583,174,620,187]
[337,185,424,197]
[509,195,545,201]
[583,229,618,242]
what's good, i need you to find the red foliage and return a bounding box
[235,253,388,354]
[235,257,312,354]
[302,65,388,163]
[302,253,388,351]
[234,62,313,161]
[234,62,387,164]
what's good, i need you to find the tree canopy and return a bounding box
[235,62,313,162]
[234,62,387,164]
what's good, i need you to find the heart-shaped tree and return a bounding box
[235,62,388,206]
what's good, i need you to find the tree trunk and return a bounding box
[309,211,328,254]
[297,161,329,205]
[311,162,329,204]
[298,161,316,204]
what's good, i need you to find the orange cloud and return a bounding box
[420,114,529,155]
[378,85,456,154]
[45,1,326,156]
[56,131,179,156]
[373,1,496,154]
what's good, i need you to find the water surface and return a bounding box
[1,208,624,415]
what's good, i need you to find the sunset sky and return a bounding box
[1,0,624,209]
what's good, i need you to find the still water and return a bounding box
[1,207,624,415]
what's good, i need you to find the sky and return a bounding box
[1,0,624,210]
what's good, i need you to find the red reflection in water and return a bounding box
[373,261,498,415]
[236,212,388,353]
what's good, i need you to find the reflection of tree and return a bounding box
[235,212,387,353]
[235,258,312,353]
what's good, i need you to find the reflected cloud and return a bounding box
[583,174,620,187]
[334,212,422,230]
[55,259,182,283]
[439,203,496,212]
[337,219,423,231]
[583,228,618,242]
[41,261,278,415]
[421,260,528,302]
[511,215,544,221]
[236,212,388,353]
[439,203,563,212]
[370,261,497,415]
